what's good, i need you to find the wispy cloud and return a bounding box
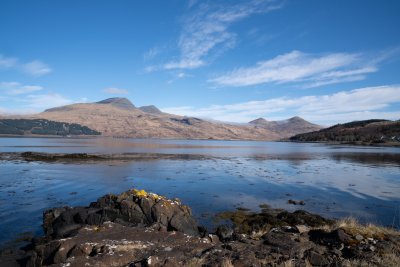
[103,87,129,95]
[164,0,283,70]
[143,47,160,61]
[0,55,18,68]
[23,93,72,109]
[162,85,400,125]
[0,54,52,77]
[0,93,74,115]
[210,50,384,88]
[143,65,158,73]
[166,72,193,84]
[0,81,43,95]
[22,60,52,77]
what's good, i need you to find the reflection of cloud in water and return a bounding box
[1,144,400,245]
[218,157,398,202]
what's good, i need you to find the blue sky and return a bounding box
[0,0,399,125]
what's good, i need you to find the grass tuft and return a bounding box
[333,217,399,240]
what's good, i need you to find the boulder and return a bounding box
[216,225,234,241]
[43,189,199,238]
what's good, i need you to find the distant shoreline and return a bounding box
[282,139,400,147]
[2,134,400,147]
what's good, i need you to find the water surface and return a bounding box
[0,137,399,247]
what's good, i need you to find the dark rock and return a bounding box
[307,250,330,266]
[169,214,199,236]
[309,229,352,248]
[216,225,234,241]
[288,199,306,205]
[42,189,199,238]
[198,226,208,238]
[277,210,333,227]
[263,230,297,250]
[335,229,352,244]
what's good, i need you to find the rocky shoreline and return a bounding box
[1,189,399,267]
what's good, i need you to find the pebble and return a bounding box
[295,225,309,234]
[355,234,364,241]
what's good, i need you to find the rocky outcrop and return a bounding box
[43,189,199,238]
[3,190,400,267]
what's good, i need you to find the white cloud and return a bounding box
[210,50,381,88]
[164,0,283,70]
[0,106,38,115]
[24,93,72,109]
[103,87,129,95]
[166,72,192,84]
[143,47,160,61]
[177,72,186,78]
[162,85,400,125]
[22,60,52,77]
[0,55,18,68]
[0,54,52,77]
[0,81,44,95]
[143,65,159,73]
[0,93,74,115]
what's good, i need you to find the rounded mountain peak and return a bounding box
[139,105,162,114]
[96,97,136,110]
[288,116,305,122]
[249,118,269,124]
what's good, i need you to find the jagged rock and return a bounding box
[309,229,352,248]
[288,199,306,205]
[216,225,234,241]
[277,210,333,227]
[43,189,199,238]
[295,225,310,233]
[307,250,330,266]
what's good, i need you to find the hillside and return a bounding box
[249,116,322,137]
[13,97,320,140]
[0,119,100,136]
[289,119,400,144]
[138,105,163,114]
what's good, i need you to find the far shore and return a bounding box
[1,134,400,147]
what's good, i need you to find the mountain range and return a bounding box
[4,98,322,140]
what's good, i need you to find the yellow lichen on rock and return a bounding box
[131,189,148,197]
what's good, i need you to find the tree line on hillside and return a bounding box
[290,119,400,144]
[0,119,101,136]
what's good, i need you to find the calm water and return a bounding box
[0,137,400,247]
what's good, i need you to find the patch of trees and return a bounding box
[0,119,101,136]
[290,120,400,143]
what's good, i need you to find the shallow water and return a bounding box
[0,137,399,247]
